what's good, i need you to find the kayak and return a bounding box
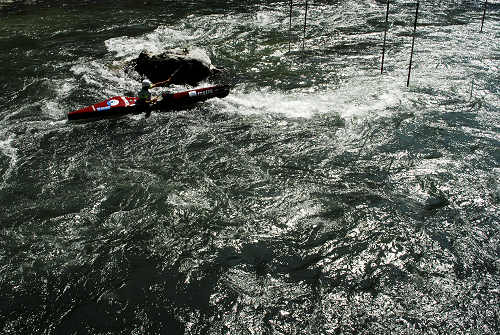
[67,85,230,120]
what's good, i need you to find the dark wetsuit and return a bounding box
[136,87,152,118]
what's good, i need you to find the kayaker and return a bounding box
[136,77,175,118]
[136,79,153,118]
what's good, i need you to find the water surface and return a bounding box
[0,1,499,334]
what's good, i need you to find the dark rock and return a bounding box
[424,195,449,211]
[133,49,223,86]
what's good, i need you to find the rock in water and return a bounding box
[134,48,222,86]
[424,194,449,211]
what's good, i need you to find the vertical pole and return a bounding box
[302,0,308,53]
[407,0,419,87]
[470,79,474,100]
[480,0,487,33]
[381,0,390,74]
[289,0,293,52]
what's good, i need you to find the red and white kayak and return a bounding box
[68,96,138,120]
[68,85,230,121]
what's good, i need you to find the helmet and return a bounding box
[142,79,152,88]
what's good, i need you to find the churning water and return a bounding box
[0,0,499,334]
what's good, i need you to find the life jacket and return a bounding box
[137,88,151,101]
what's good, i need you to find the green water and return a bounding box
[0,0,499,334]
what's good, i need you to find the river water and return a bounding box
[0,0,499,334]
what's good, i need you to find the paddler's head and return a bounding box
[142,79,152,89]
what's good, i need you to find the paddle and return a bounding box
[148,65,183,105]
[151,65,183,88]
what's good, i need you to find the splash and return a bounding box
[216,75,405,120]
[0,135,18,189]
[104,25,206,61]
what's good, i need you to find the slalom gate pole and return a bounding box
[407,0,419,87]
[481,0,487,32]
[289,0,293,52]
[302,0,308,53]
[381,0,390,74]
[470,79,474,100]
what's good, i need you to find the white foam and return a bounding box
[0,135,18,189]
[70,60,139,96]
[217,75,405,120]
[42,79,78,119]
[104,26,205,61]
